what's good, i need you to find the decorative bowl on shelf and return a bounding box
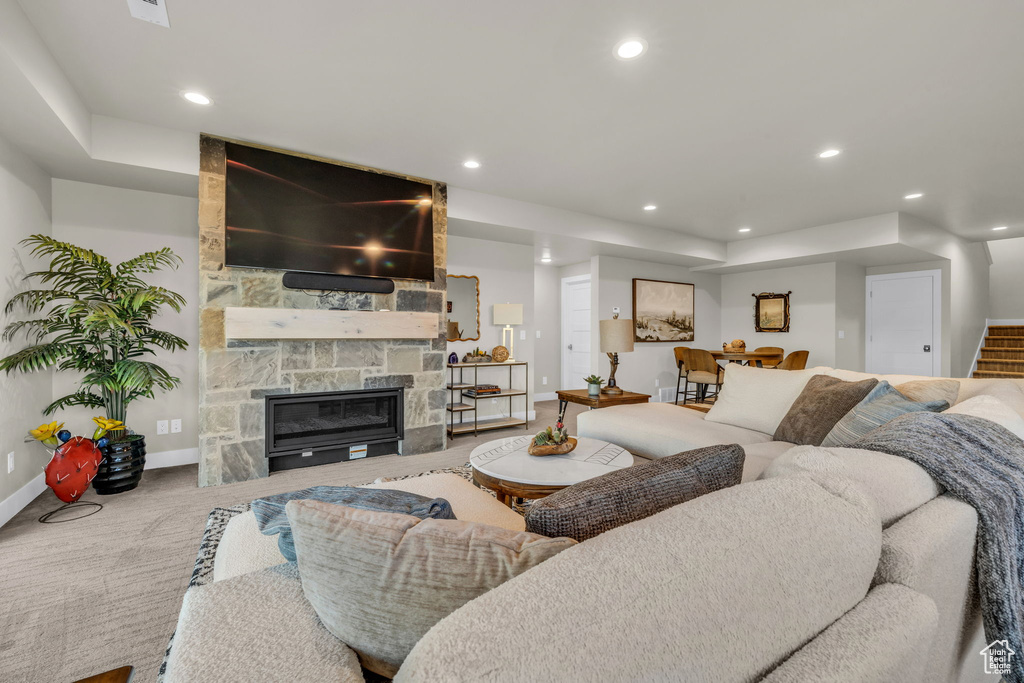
[528,437,578,457]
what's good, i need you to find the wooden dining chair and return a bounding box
[753,346,784,367]
[674,347,690,405]
[777,350,809,370]
[682,349,723,404]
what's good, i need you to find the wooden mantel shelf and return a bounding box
[224,307,439,340]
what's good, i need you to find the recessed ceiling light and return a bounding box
[904,192,924,200]
[462,160,480,169]
[738,227,752,233]
[614,38,648,60]
[643,204,657,211]
[818,149,841,159]
[993,226,1009,231]
[181,91,212,106]
[541,257,552,263]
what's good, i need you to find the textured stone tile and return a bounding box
[363,373,415,390]
[427,388,447,411]
[422,352,444,372]
[291,369,361,393]
[413,370,445,389]
[335,340,385,368]
[200,404,237,435]
[425,291,444,312]
[281,341,313,371]
[388,347,422,373]
[396,290,427,311]
[314,341,335,368]
[251,387,292,399]
[204,348,279,391]
[431,334,447,351]
[199,135,225,174]
[241,276,282,308]
[239,401,264,439]
[204,279,239,307]
[404,390,430,428]
[200,230,224,271]
[429,267,447,290]
[402,424,445,455]
[220,439,268,483]
[315,291,374,311]
[199,200,224,231]
[199,308,226,350]
[205,389,250,404]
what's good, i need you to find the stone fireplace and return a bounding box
[197,135,447,487]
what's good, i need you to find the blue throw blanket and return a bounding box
[854,412,1024,683]
[252,485,456,561]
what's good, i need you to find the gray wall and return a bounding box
[0,134,53,506]
[533,264,561,397]
[989,236,1024,320]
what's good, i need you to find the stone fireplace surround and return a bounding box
[197,135,448,487]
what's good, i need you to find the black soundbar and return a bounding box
[282,272,395,294]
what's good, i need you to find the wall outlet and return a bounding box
[838,330,846,339]
[536,330,541,339]
[7,452,14,474]
[171,419,182,434]
[156,420,169,435]
[542,376,548,385]
[654,378,660,388]
[520,330,526,340]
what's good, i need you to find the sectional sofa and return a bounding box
[162,366,1022,682]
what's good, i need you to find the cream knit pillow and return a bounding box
[705,364,823,435]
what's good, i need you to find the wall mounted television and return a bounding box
[224,141,435,281]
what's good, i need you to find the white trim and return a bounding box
[865,269,943,377]
[146,447,199,469]
[0,472,46,529]
[987,319,1024,326]
[534,392,557,402]
[561,274,591,389]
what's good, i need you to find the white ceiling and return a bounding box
[12,0,1024,243]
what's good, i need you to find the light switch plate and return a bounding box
[536,330,541,338]
[7,452,14,474]
[838,330,846,339]
[157,420,169,435]
[520,330,526,340]
[542,376,548,385]
[171,419,182,434]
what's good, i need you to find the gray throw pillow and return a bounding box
[774,375,879,446]
[524,444,745,542]
[251,486,455,561]
[821,381,949,447]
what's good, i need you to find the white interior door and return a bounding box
[865,270,942,376]
[561,276,591,389]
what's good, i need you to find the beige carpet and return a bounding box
[0,400,583,682]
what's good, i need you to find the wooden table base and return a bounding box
[472,468,566,507]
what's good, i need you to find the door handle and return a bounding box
[567,344,573,351]
[923,345,931,352]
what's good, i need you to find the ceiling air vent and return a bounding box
[127,0,170,28]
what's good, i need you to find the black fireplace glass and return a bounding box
[266,389,403,455]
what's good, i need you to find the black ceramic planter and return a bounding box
[94,435,147,495]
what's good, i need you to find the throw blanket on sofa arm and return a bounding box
[853,412,1024,683]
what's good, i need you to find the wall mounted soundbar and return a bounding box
[282,272,395,294]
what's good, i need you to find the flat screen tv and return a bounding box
[224,142,435,281]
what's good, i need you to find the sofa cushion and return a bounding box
[705,364,823,435]
[741,441,797,482]
[288,500,576,677]
[760,445,942,527]
[577,402,771,460]
[163,563,364,683]
[773,375,878,446]
[821,382,949,447]
[213,473,525,582]
[945,394,1024,440]
[894,379,960,406]
[395,475,881,682]
[524,444,744,541]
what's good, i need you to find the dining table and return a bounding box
[711,350,784,368]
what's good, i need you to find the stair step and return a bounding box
[984,336,1024,348]
[976,359,1024,373]
[980,348,1024,360]
[987,325,1024,337]
[973,370,1024,379]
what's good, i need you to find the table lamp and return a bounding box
[493,303,523,361]
[599,311,634,394]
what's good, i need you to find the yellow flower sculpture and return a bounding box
[29,421,64,448]
[92,417,126,440]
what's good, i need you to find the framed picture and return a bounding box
[753,291,791,332]
[632,278,695,342]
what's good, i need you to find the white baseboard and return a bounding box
[534,392,557,402]
[0,472,46,529]
[146,447,199,469]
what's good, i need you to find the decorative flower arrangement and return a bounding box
[26,417,126,503]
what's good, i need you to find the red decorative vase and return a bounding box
[44,437,104,503]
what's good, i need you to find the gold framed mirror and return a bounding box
[446,275,480,341]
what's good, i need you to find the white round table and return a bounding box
[469,435,633,506]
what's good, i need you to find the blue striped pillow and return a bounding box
[821,381,949,447]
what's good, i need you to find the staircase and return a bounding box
[973,325,1024,378]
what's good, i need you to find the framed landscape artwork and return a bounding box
[632,278,695,342]
[753,291,791,332]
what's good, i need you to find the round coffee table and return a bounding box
[470,435,633,507]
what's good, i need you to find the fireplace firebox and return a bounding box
[265,388,403,472]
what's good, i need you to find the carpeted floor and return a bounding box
[0,400,583,683]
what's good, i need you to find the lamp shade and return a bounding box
[600,318,635,353]
[493,303,523,325]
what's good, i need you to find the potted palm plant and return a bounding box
[0,235,188,494]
